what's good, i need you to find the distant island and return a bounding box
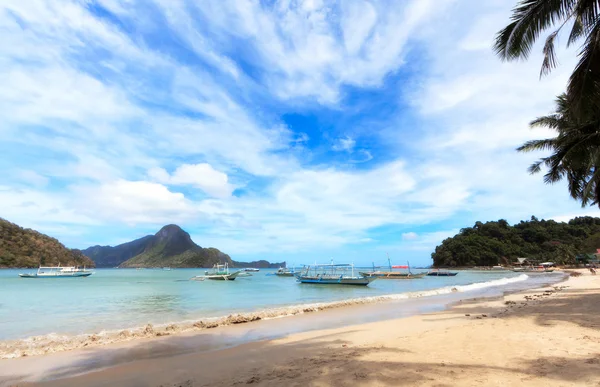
[432,216,600,267]
[0,219,283,269]
[0,218,95,268]
[83,224,285,269]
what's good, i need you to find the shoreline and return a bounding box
[0,271,594,386]
[0,272,541,359]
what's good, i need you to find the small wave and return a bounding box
[0,274,529,359]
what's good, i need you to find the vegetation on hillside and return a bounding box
[432,216,600,267]
[115,225,234,268]
[495,0,600,206]
[120,245,233,268]
[232,259,286,269]
[83,236,154,268]
[0,218,95,268]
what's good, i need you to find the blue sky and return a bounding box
[1,0,597,266]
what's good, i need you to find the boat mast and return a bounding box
[387,253,392,271]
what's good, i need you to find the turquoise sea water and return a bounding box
[0,268,564,340]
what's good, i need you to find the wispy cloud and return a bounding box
[332,136,356,152]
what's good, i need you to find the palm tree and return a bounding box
[518,93,600,206]
[494,0,600,116]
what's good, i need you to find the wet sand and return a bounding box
[2,270,599,386]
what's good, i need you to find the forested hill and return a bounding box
[0,218,95,268]
[432,216,600,267]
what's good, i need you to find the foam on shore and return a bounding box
[0,274,530,359]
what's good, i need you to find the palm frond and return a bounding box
[567,15,584,46]
[529,114,563,129]
[494,0,575,60]
[528,159,544,174]
[573,0,600,28]
[517,138,557,152]
[567,19,600,116]
[541,30,560,77]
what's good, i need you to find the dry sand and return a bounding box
[2,270,599,387]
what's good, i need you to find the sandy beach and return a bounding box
[2,270,599,387]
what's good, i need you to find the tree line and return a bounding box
[432,216,600,267]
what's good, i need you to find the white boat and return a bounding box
[243,268,260,272]
[275,267,296,277]
[19,265,93,278]
[193,263,240,281]
[297,263,376,286]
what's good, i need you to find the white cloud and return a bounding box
[71,180,197,225]
[14,170,49,187]
[332,136,356,152]
[187,0,454,103]
[349,149,373,163]
[148,163,234,199]
[402,232,418,241]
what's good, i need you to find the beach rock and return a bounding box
[118,330,132,338]
[246,376,260,384]
[143,324,154,335]
[228,314,262,324]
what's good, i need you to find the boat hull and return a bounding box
[426,272,458,277]
[206,275,237,280]
[275,273,295,277]
[19,272,93,278]
[204,271,240,280]
[359,272,426,279]
[297,276,375,286]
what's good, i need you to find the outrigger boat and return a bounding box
[426,269,458,277]
[19,265,93,278]
[296,263,376,286]
[275,264,296,277]
[512,266,554,273]
[193,263,240,281]
[243,268,260,272]
[360,255,425,279]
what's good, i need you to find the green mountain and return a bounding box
[85,224,283,268]
[82,235,154,268]
[0,218,95,268]
[432,216,600,267]
[119,225,232,268]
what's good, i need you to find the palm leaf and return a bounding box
[517,138,557,152]
[567,15,584,46]
[541,30,560,77]
[567,19,600,116]
[494,0,575,60]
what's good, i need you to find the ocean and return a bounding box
[0,268,566,343]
